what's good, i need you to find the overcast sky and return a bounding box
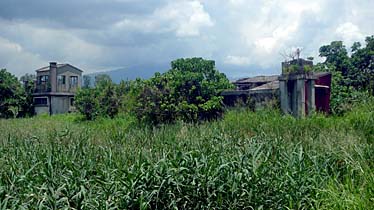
[1,0,374,78]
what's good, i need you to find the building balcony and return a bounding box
[57,84,78,93]
[34,83,79,94]
[35,83,51,93]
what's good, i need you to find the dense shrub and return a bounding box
[74,88,99,120]
[317,36,374,114]
[314,63,373,115]
[75,75,145,120]
[0,69,27,118]
[135,58,233,124]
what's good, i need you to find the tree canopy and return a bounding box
[135,58,233,124]
[0,69,25,118]
[316,35,374,114]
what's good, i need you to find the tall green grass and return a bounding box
[0,102,373,209]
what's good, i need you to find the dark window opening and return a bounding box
[34,97,48,105]
[38,75,49,84]
[70,98,75,106]
[70,76,78,87]
[58,75,66,85]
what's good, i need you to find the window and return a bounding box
[38,75,49,84]
[34,97,48,105]
[58,75,66,85]
[70,76,78,87]
[70,98,75,106]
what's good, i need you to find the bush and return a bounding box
[329,70,373,115]
[135,58,233,124]
[0,69,26,118]
[74,88,99,120]
[75,75,145,120]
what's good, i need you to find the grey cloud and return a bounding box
[0,0,374,78]
[0,0,167,29]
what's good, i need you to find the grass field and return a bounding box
[0,102,373,209]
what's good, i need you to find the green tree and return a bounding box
[76,74,124,120]
[315,37,374,114]
[116,79,145,114]
[97,82,119,118]
[350,36,374,94]
[19,73,36,117]
[319,41,352,77]
[135,58,233,124]
[0,69,24,118]
[74,88,99,120]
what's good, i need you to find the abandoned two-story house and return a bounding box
[32,62,83,115]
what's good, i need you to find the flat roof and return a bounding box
[234,75,279,84]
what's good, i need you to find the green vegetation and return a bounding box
[0,69,33,118]
[1,100,373,209]
[316,36,374,114]
[135,58,233,124]
[1,37,374,209]
[75,58,233,124]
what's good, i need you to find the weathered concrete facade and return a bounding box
[33,62,83,115]
[222,78,279,109]
[279,72,316,117]
[222,59,332,116]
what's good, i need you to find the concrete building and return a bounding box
[32,62,83,115]
[279,59,331,117]
[222,76,279,108]
[233,75,279,91]
[222,59,331,115]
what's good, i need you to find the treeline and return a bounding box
[75,58,233,124]
[315,35,374,114]
[1,36,373,120]
[77,35,374,121]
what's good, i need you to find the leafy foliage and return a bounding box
[319,41,352,76]
[350,35,374,93]
[0,69,27,118]
[76,75,146,120]
[19,73,36,117]
[97,82,120,118]
[135,58,233,124]
[74,88,99,120]
[317,36,374,114]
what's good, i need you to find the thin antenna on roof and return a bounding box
[296,48,301,59]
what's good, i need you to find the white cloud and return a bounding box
[228,0,246,6]
[254,37,277,54]
[114,0,214,37]
[283,1,321,15]
[224,55,251,66]
[0,36,45,76]
[114,18,157,33]
[0,20,110,74]
[336,22,365,46]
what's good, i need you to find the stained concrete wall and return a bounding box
[50,96,71,115]
[249,90,279,110]
[56,67,82,93]
[222,90,279,109]
[35,106,49,115]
